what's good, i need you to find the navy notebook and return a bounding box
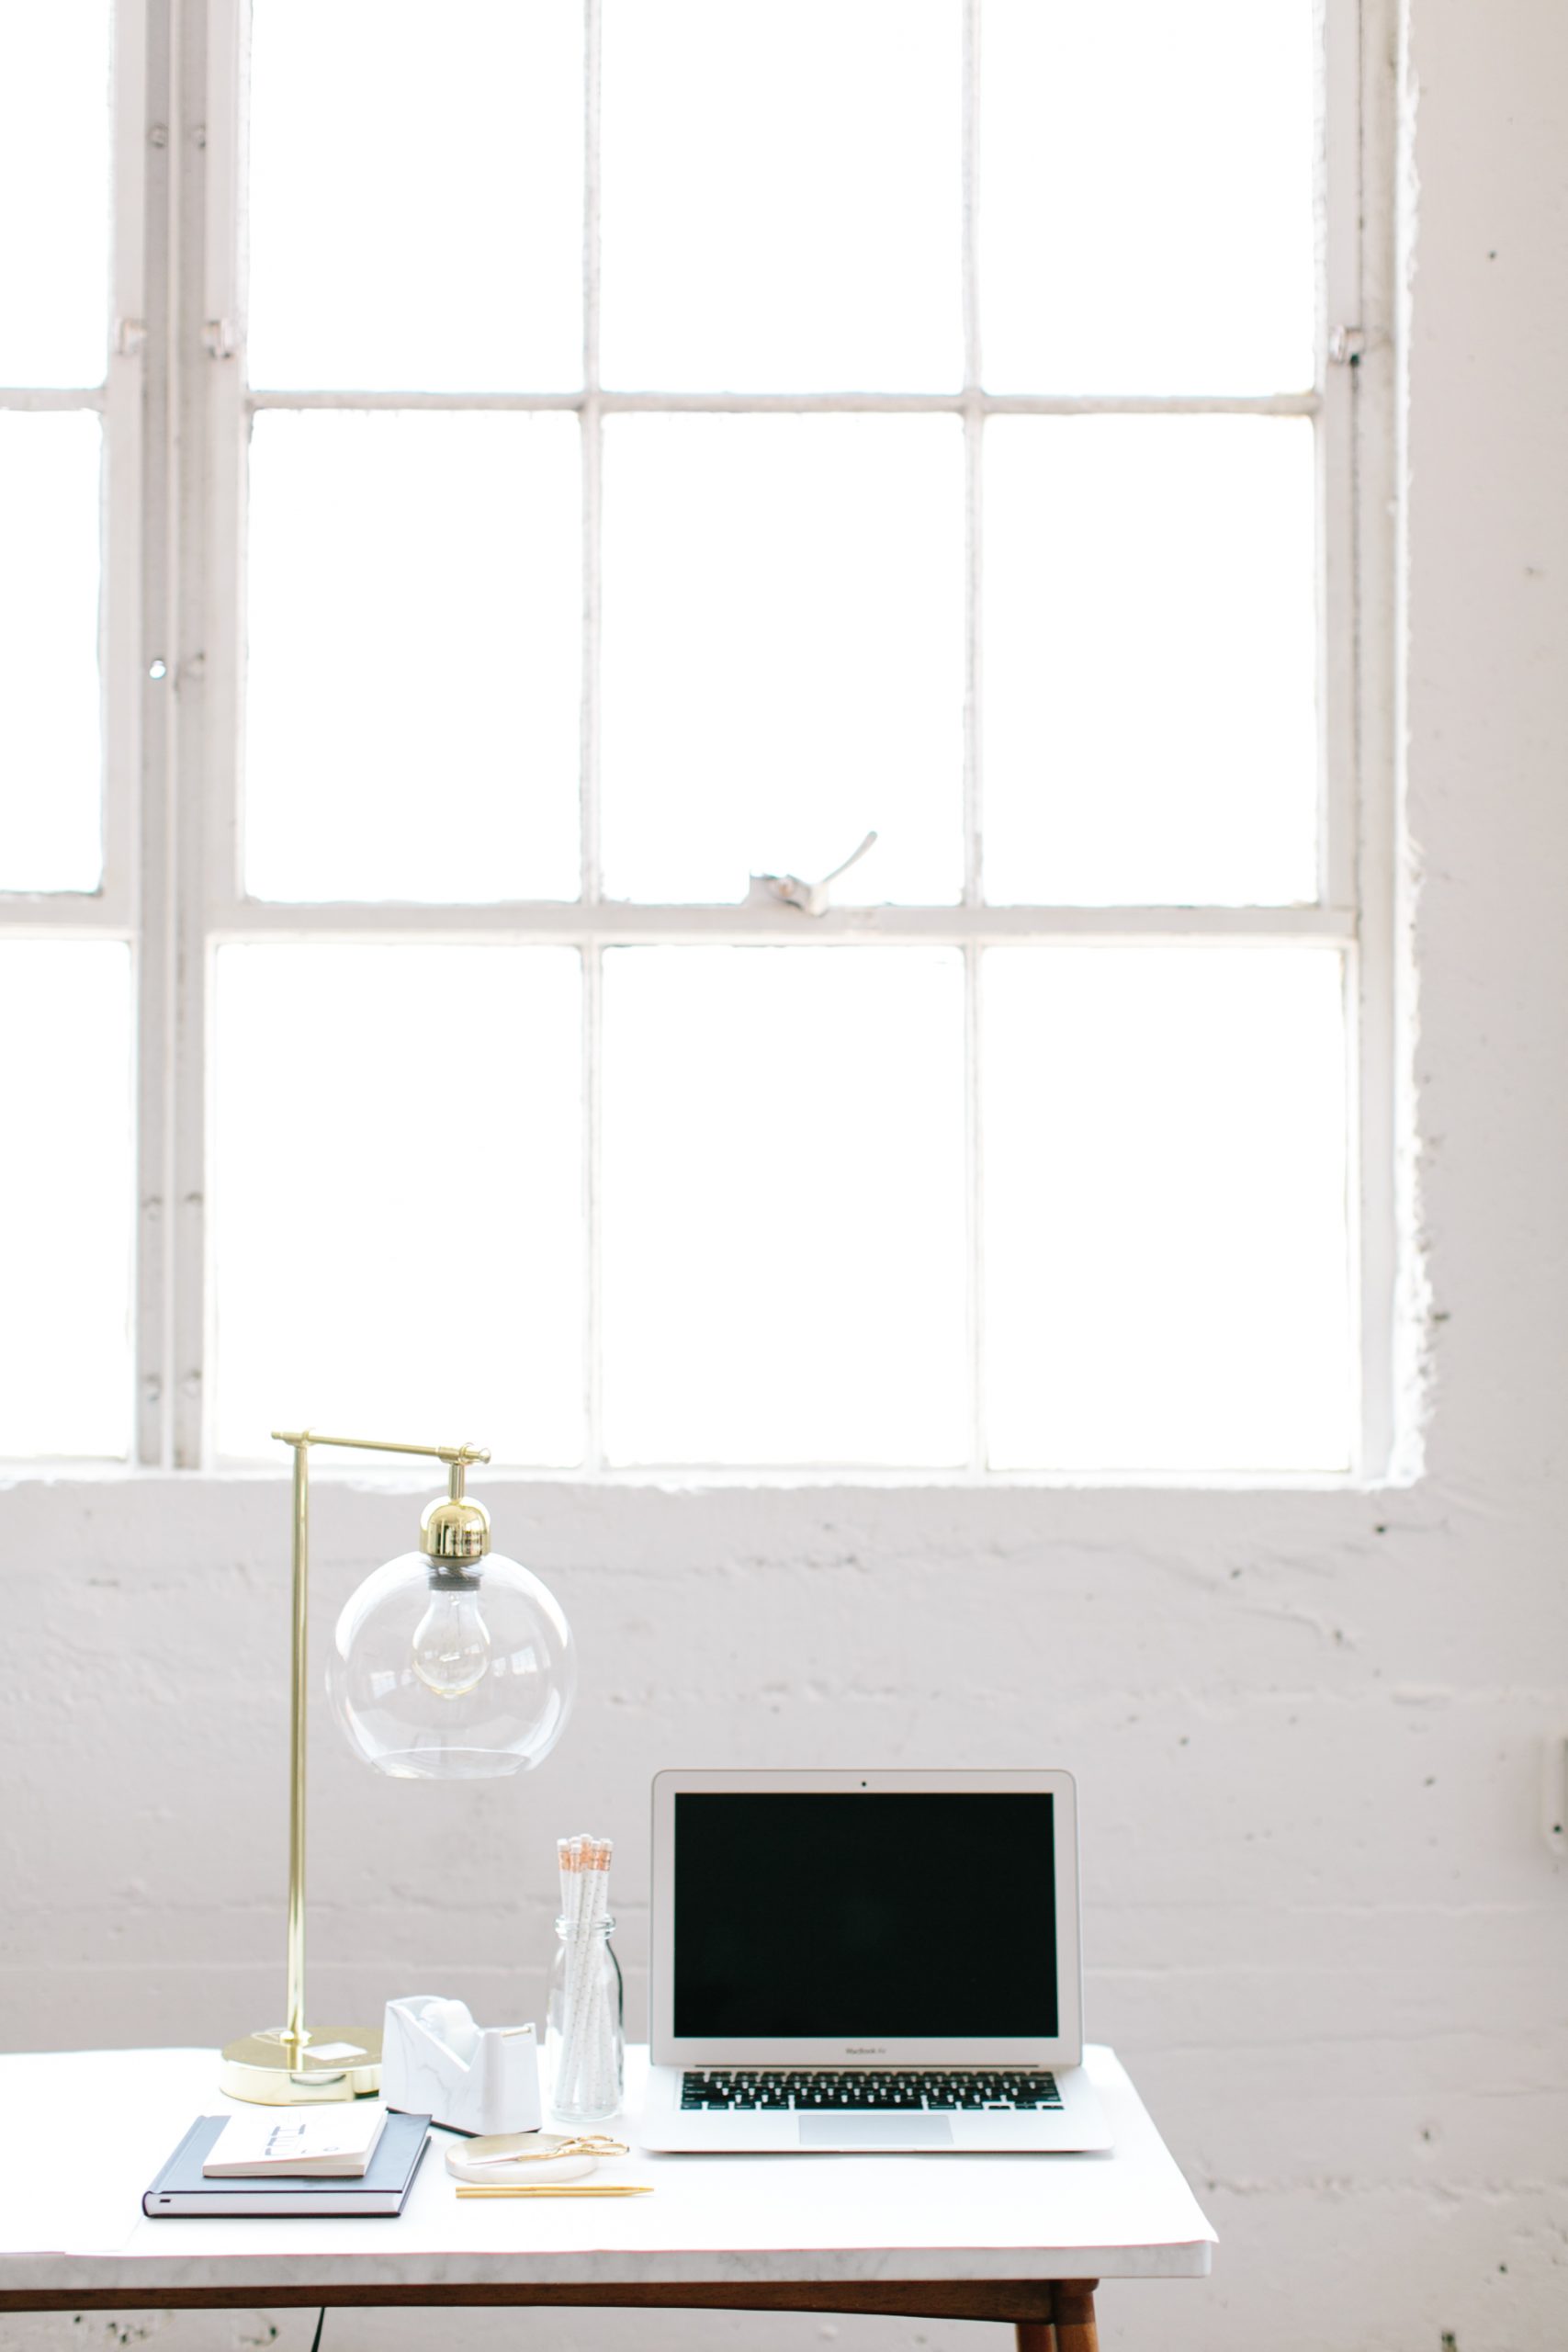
[143,2109,431,2216]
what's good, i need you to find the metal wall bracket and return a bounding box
[1545,1734,1568,1860]
[748,830,879,917]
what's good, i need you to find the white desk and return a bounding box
[0,2044,1215,2351]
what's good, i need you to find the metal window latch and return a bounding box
[748,830,878,917]
[203,318,237,359]
[1329,324,1369,366]
[114,318,147,357]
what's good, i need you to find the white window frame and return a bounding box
[0,0,1401,1483]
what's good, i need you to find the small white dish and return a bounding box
[444,2131,627,2187]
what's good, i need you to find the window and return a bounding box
[0,0,1395,1479]
[0,0,137,1458]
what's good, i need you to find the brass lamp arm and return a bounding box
[272,1429,490,1466]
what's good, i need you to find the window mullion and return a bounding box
[583,940,604,1473]
[144,0,232,1471]
[202,901,1357,944]
[103,0,146,940]
[964,938,986,1475]
[582,0,602,911]
[1319,0,1363,918]
[1349,0,1402,1478]
[582,0,604,1469]
[244,387,1320,419]
[961,0,981,918]
[962,0,983,1464]
[132,0,177,1466]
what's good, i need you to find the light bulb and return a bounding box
[331,1545,575,1779]
[412,1580,491,1698]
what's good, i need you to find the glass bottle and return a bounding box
[547,1911,625,2120]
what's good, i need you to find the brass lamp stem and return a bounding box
[285,1434,309,2052]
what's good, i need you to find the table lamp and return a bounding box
[220,1428,575,2105]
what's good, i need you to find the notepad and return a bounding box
[203,2104,389,2177]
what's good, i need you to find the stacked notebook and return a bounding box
[143,2108,431,2216]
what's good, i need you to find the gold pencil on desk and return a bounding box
[456,2184,654,2198]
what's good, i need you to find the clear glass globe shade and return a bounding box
[327,1549,575,1781]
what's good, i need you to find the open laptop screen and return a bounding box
[672,1790,1057,2039]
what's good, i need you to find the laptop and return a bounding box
[638,1769,1111,2153]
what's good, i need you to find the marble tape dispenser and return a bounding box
[381,1996,542,2137]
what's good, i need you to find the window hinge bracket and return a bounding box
[748,830,879,918]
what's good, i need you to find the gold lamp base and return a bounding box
[220,2025,383,2105]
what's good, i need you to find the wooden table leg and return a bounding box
[1049,2280,1100,2352]
[1016,2280,1100,2352]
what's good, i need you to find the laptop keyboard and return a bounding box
[680,2069,1062,2112]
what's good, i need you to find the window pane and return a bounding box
[244,413,581,902]
[0,0,110,387]
[602,948,967,1464]
[601,416,964,903]
[0,413,102,891]
[983,417,1317,906]
[0,942,130,1456]
[984,947,1351,1471]
[982,0,1314,392]
[211,946,583,1464]
[601,0,960,390]
[248,0,582,390]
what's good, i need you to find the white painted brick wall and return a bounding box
[3,4,1566,2348]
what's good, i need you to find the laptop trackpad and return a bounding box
[798,2115,954,2149]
